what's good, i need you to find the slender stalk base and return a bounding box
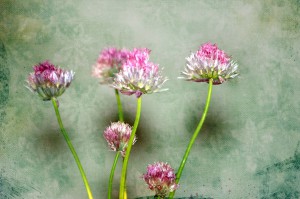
[119,97,142,199]
[51,98,94,199]
[107,89,125,199]
[169,78,213,198]
[108,152,120,199]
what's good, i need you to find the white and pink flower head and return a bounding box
[92,47,130,84]
[27,60,74,100]
[103,122,136,157]
[112,48,168,98]
[180,42,239,84]
[143,162,179,198]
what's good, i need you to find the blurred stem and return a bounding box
[115,89,124,122]
[119,97,142,199]
[51,98,94,199]
[168,78,213,199]
[108,151,120,199]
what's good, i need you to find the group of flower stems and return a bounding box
[27,43,238,198]
[50,81,212,199]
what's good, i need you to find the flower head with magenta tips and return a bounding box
[92,47,130,84]
[143,162,179,198]
[180,42,239,84]
[103,122,136,157]
[112,48,168,98]
[27,60,74,100]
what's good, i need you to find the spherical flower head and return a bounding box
[92,47,130,84]
[26,60,74,100]
[112,48,168,98]
[180,42,239,84]
[103,122,136,157]
[142,162,179,198]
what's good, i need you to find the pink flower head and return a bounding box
[26,60,74,100]
[92,47,130,84]
[180,42,239,84]
[143,162,179,198]
[113,48,168,98]
[103,122,136,157]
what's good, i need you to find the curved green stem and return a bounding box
[115,89,124,122]
[107,90,124,198]
[119,97,142,199]
[51,98,94,199]
[169,78,213,199]
[108,151,120,199]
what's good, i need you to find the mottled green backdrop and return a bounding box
[0,0,300,198]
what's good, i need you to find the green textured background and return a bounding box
[0,0,300,198]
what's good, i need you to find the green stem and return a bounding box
[169,78,213,199]
[119,97,142,199]
[108,151,120,199]
[51,98,94,199]
[115,89,124,122]
[107,90,124,198]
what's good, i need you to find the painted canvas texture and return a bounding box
[0,0,299,198]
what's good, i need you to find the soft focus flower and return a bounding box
[180,42,239,84]
[112,48,168,98]
[103,122,136,157]
[92,47,130,84]
[26,60,74,100]
[143,162,179,198]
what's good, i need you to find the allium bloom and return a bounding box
[143,162,179,198]
[27,60,74,100]
[92,47,130,84]
[112,48,168,98]
[180,42,239,84]
[103,122,136,157]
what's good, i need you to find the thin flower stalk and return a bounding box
[119,97,142,199]
[108,151,120,199]
[169,78,213,198]
[115,89,124,122]
[51,98,94,199]
[107,89,124,199]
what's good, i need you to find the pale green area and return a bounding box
[0,0,300,198]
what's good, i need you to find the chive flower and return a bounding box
[27,60,74,100]
[143,162,179,198]
[92,47,130,84]
[180,42,238,84]
[103,122,136,157]
[112,48,168,98]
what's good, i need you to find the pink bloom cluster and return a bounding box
[196,42,230,65]
[93,47,130,84]
[27,60,74,100]
[113,48,167,97]
[180,42,238,84]
[103,122,136,157]
[143,162,179,198]
[123,48,159,75]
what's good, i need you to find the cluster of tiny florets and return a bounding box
[92,47,130,84]
[112,48,168,98]
[27,60,74,100]
[103,122,136,157]
[143,162,179,198]
[180,42,239,84]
